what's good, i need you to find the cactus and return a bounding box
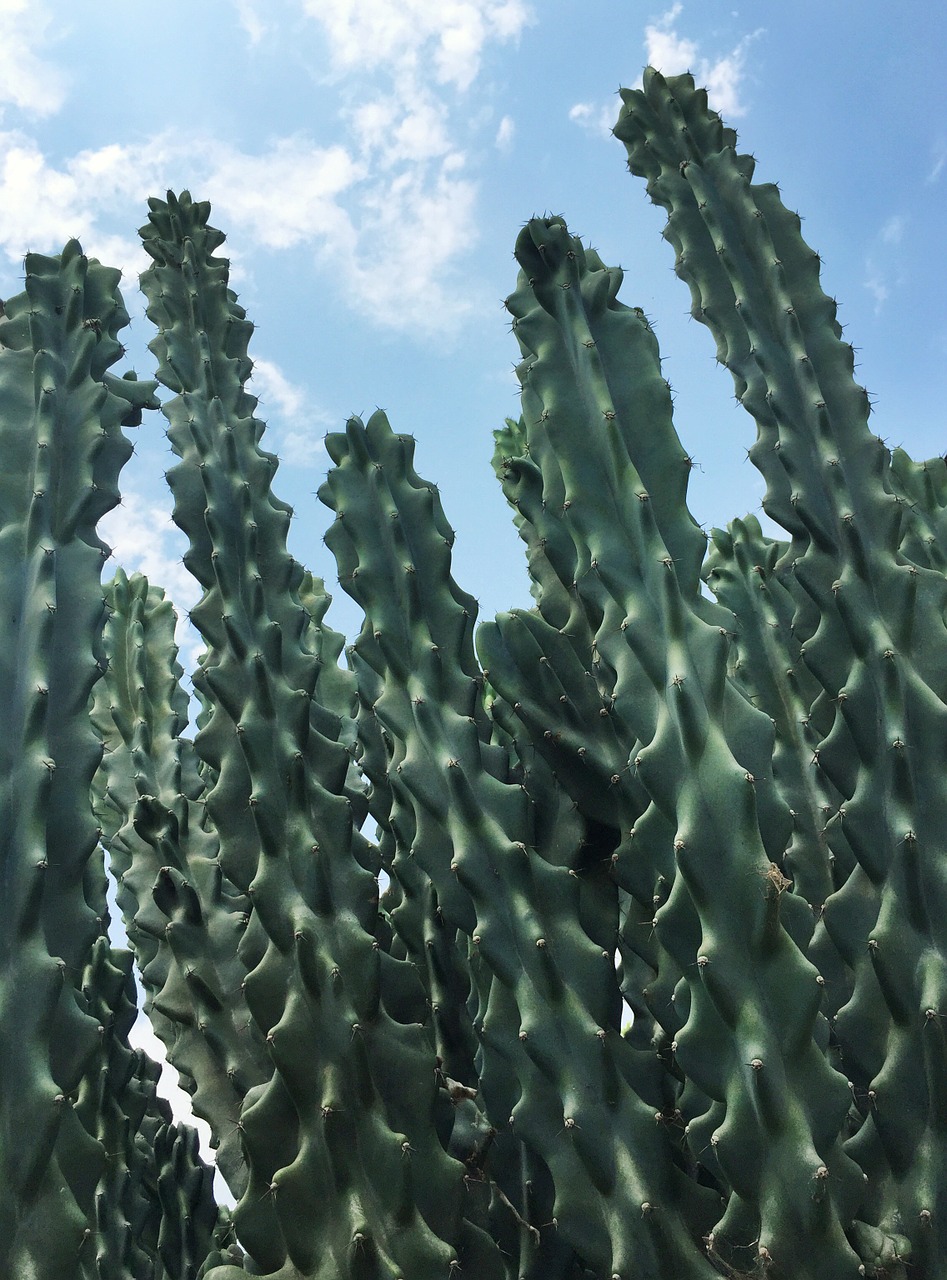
[1,66,944,1280]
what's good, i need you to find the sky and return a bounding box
[3,0,945,1168]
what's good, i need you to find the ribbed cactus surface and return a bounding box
[0,67,943,1280]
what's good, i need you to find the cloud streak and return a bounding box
[0,3,534,337]
[643,4,763,119]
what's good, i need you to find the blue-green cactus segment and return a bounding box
[889,449,947,571]
[703,516,844,907]
[492,414,585,634]
[617,71,947,1267]
[139,194,501,1279]
[702,517,857,1035]
[0,243,146,1278]
[93,568,269,1196]
[320,410,725,1280]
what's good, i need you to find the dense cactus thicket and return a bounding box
[1,68,944,1280]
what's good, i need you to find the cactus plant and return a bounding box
[1,66,944,1280]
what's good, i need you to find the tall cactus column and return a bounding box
[615,70,947,1271]
[137,193,504,1280]
[483,215,869,1278]
[0,244,149,1277]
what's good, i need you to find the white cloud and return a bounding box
[289,0,533,326]
[0,130,173,272]
[0,0,67,119]
[344,158,478,329]
[0,0,531,339]
[569,100,617,138]
[206,138,363,251]
[644,4,697,74]
[570,8,761,141]
[880,214,906,245]
[495,114,515,150]
[0,129,359,302]
[863,214,908,316]
[303,0,532,92]
[249,356,333,465]
[643,5,762,119]
[233,0,268,45]
[864,270,888,313]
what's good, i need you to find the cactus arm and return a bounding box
[0,243,142,1277]
[614,69,861,548]
[500,214,873,1276]
[320,410,724,1280]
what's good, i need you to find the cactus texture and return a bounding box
[1,67,944,1280]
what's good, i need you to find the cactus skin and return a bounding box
[2,65,945,1280]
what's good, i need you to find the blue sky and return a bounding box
[3,0,945,1148]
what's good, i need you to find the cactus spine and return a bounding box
[0,67,943,1280]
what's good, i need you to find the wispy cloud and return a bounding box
[927,138,947,185]
[495,115,515,150]
[0,0,68,120]
[569,6,761,140]
[0,2,534,338]
[233,0,268,46]
[568,100,616,138]
[643,4,763,119]
[0,131,173,283]
[863,212,908,315]
[250,356,334,465]
[304,0,532,93]
[293,0,533,329]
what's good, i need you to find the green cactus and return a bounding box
[1,66,944,1280]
